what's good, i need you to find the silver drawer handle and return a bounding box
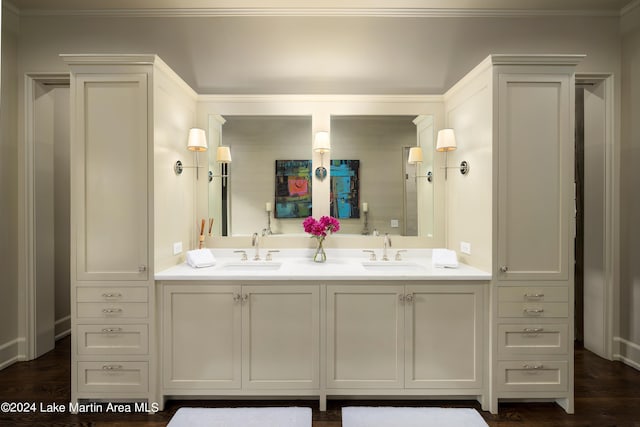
[102,293,122,299]
[499,266,508,273]
[523,308,544,314]
[524,293,544,299]
[101,327,123,333]
[102,308,123,314]
[138,265,147,272]
[523,364,545,370]
[102,364,123,371]
[523,328,544,333]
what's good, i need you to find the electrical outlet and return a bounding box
[390,219,399,228]
[173,241,183,256]
[460,241,471,255]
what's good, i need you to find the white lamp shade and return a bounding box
[216,146,232,163]
[187,128,208,152]
[313,131,330,153]
[407,147,424,164]
[436,128,457,152]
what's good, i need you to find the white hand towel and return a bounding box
[432,248,459,269]
[186,249,216,268]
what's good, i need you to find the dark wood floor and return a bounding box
[1,336,639,426]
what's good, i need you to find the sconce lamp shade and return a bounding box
[216,146,232,163]
[187,128,208,152]
[436,128,457,152]
[408,147,424,164]
[313,131,331,153]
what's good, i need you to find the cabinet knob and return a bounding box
[138,265,147,272]
[405,293,414,304]
[499,266,508,273]
[233,293,242,303]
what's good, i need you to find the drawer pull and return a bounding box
[523,327,544,333]
[102,308,123,314]
[102,364,123,371]
[523,308,544,314]
[499,266,508,273]
[522,364,545,370]
[101,327,123,333]
[138,265,147,272]
[102,293,122,299]
[524,293,544,299]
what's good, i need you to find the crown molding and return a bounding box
[621,0,640,16]
[197,94,443,104]
[15,7,622,18]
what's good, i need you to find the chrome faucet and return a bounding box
[251,232,261,260]
[382,233,392,261]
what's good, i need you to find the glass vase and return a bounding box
[313,238,327,263]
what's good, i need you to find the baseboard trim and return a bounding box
[613,337,640,371]
[55,315,71,341]
[0,338,26,371]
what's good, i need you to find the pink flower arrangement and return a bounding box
[303,216,340,239]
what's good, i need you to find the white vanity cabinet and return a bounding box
[161,282,320,396]
[326,283,486,402]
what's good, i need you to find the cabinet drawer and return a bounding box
[498,302,568,318]
[497,360,567,392]
[77,361,148,394]
[498,324,568,357]
[498,286,568,302]
[77,324,148,355]
[77,287,148,303]
[77,302,148,319]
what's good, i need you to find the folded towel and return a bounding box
[186,249,216,268]
[432,248,459,269]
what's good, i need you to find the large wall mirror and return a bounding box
[208,113,435,238]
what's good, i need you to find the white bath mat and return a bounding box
[167,406,312,427]
[342,406,489,427]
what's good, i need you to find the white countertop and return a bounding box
[155,249,491,281]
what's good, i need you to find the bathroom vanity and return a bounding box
[155,250,491,412]
[64,53,578,415]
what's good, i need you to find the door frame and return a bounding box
[575,72,617,360]
[20,73,70,360]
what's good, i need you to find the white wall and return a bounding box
[619,4,640,369]
[443,62,493,271]
[0,4,20,368]
[153,60,199,271]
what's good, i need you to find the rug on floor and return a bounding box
[342,406,489,427]
[167,407,312,427]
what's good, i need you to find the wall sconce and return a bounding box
[407,147,433,182]
[208,146,232,182]
[436,128,469,179]
[175,128,208,179]
[313,131,330,180]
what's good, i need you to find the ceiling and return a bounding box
[7,0,636,15]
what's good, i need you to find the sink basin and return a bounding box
[220,261,282,272]
[361,261,426,273]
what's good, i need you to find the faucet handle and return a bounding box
[362,250,377,261]
[395,250,407,261]
[233,250,248,261]
[266,250,280,261]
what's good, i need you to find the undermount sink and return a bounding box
[220,261,283,271]
[361,261,426,273]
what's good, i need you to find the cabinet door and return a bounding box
[242,285,320,390]
[496,73,573,281]
[405,285,483,389]
[162,285,241,390]
[72,73,149,281]
[327,285,404,389]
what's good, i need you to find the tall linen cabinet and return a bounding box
[64,54,197,407]
[443,54,581,414]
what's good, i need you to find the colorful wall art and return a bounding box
[275,160,312,218]
[330,160,360,219]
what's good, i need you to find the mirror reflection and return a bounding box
[209,114,434,237]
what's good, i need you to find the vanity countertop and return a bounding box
[155,249,491,281]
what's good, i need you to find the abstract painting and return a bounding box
[330,160,360,219]
[275,160,312,218]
